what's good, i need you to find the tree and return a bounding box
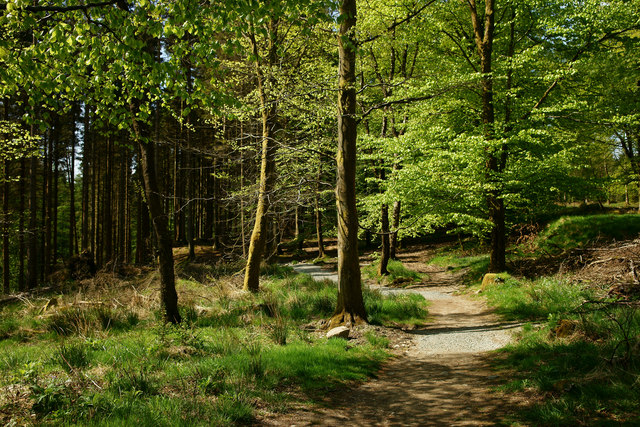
[331,0,367,327]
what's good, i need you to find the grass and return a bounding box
[527,214,640,255]
[481,275,594,320]
[362,258,425,287]
[485,275,640,425]
[419,212,640,423]
[0,263,427,426]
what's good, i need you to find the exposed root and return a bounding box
[326,309,368,330]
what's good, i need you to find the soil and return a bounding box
[261,247,528,426]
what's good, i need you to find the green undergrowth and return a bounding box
[0,264,426,426]
[485,275,640,425]
[527,214,640,255]
[362,258,424,288]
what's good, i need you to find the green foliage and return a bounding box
[0,121,40,173]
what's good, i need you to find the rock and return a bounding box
[481,273,504,290]
[554,319,579,338]
[326,326,350,340]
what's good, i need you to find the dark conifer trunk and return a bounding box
[2,159,9,294]
[103,136,113,264]
[18,159,25,291]
[68,107,78,257]
[26,125,39,290]
[81,107,91,252]
[2,103,9,293]
[378,203,390,276]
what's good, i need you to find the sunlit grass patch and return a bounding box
[482,275,593,320]
[0,261,426,425]
[487,273,640,424]
[529,214,640,254]
[362,259,424,287]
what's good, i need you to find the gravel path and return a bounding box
[272,261,524,426]
[290,263,521,356]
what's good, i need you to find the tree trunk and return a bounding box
[116,144,128,265]
[330,0,367,327]
[68,107,77,258]
[625,184,629,206]
[134,119,181,324]
[43,130,52,279]
[389,200,400,259]
[469,0,503,272]
[26,126,38,290]
[378,203,390,276]
[243,21,279,292]
[103,136,113,264]
[81,106,91,252]
[52,137,59,266]
[18,159,25,291]
[315,159,325,258]
[2,159,9,294]
[2,102,9,294]
[240,126,247,258]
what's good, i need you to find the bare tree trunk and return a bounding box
[43,129,52,279]
[52,136,59,266]
[68,107,77,257]
[2,159,9,294]
[243,21,279,292]
[315,159,325,258]
[240,126,247,258]
[81,106,91,251]
[625,184,629,206]
[133,114,181,323]
[469,0,503,272]
[389,200,400,259]
[330,0,367,327]
[103,136,113,264]
[2,103,10,293]
[378,203,390,276]
[18,159,25,291]
[26,124,38,290]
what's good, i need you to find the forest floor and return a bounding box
[262,247,530,426]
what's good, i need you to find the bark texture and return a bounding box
[330,0,367,327]
[243,20,279,292]
[134,115,181,324]
[469,0,504,272]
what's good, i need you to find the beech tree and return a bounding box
[330,0,367,326]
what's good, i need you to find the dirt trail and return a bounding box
[266,252,524,426]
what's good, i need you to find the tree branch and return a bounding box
[357,85,460,123]
[0,0,124,12]
[360,0,437,45]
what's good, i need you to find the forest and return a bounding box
[1,0,640,425]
